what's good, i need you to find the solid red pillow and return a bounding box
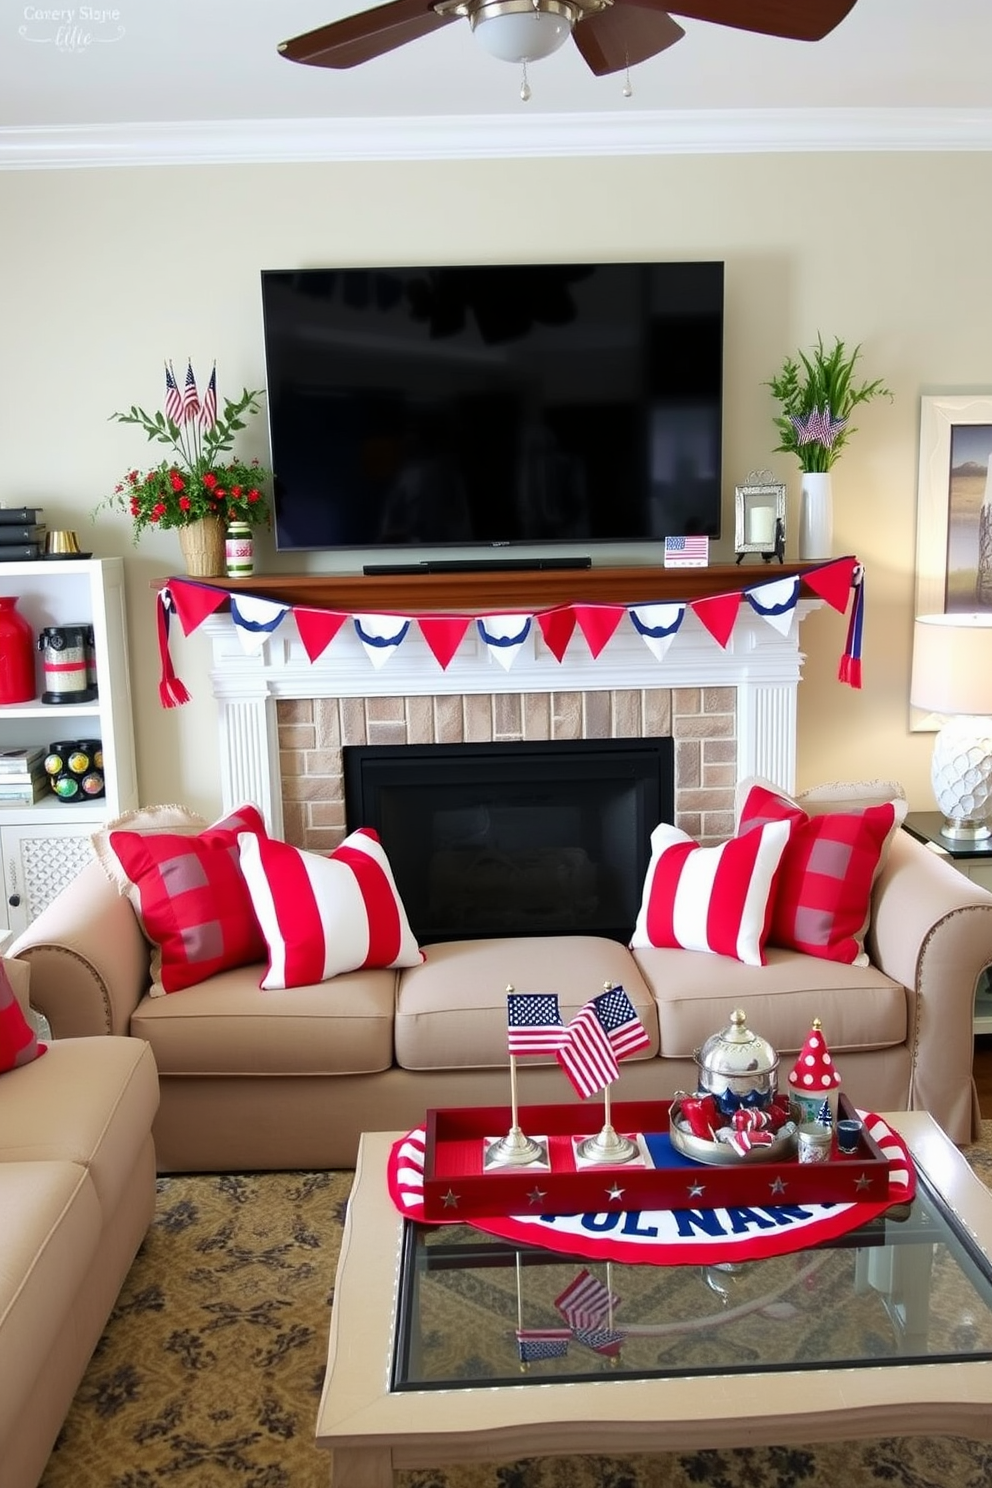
[630,819,791,966]
[0,960,46,1072]
[737,781,904,965]
[107,803,268,993]
[238,826,423,990]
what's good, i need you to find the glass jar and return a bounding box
[225,521,254,579]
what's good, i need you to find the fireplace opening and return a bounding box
[343,737,673,944]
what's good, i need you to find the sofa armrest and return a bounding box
[8,859,150,1038]
[869,828,992,1142]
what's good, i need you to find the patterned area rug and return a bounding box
[39,1124,992,1488]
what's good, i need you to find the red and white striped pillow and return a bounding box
[630,819,792,966]
[238,827,423,990]
[0,959,45,1073]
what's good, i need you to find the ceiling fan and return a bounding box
[278,0,859,79]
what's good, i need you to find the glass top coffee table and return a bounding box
[316,1115,992,1487]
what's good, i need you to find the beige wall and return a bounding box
[1,150,987,821]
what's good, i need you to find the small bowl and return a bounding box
[669,1098,798,1166]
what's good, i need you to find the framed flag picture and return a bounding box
[913,394,992,730]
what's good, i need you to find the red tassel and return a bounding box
[157,588,191,708]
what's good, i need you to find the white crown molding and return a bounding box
[3,107,992,170]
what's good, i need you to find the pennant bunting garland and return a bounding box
[573,603,626,659]
[293,606,349,663]
[155,558,864,706]
[417,615,472,670]
[536,606,577,663]
[156,588,191,709]
[477,614,533,672]
[628,603,684,664]
[353,614,412,670]
[690,590,742,649]
[745,575,801,638]
[838,564,865,689]
[230,596,290,656]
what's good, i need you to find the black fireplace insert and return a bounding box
[343,737,673,944]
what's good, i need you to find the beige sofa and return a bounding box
[9,824,992,1170]
[0,958,159,1488]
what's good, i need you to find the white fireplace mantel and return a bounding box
[204,599,819,839]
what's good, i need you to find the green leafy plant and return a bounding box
[766,335,892,473]
[96,363,272,539]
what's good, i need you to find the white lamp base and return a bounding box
[932,714,992,840]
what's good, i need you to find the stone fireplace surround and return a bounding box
[200,567,819,854]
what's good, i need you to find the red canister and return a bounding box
[0,595,36,704]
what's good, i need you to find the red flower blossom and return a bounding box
[169,470,185,492]
[178,496,191,511]
[203,472,218,490]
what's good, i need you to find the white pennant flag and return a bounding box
[230,596,290,656]
[746,576,800,638]
[353,613,412,669]
[627,603,685,663]
[476,614,532,672]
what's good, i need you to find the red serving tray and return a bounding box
[421,1096,890,1221]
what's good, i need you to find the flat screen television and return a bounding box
[260,260,724,556]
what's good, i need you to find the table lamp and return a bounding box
[910,612,992,840]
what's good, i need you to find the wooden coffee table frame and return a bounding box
[316,1115,992,1488]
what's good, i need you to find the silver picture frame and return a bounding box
[734,473,786,562]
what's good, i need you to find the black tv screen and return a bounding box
[260,260,724,554]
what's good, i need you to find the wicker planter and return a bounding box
[177,516,226,578]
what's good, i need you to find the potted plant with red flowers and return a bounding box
[98,361,271,576]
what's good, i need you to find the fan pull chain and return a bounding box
[622,53,633,99]
[520,60,531,102]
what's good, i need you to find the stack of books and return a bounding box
[0,746,50,805]
[0,508,46,560]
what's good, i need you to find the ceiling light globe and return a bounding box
[470,0,577,63]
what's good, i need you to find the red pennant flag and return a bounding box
[418,615,472,670]
[168,577,228,637]
[294,606,348,663]
[573,604,625,660]
[690,591,741,649]
[537,606,577,662]
[804,556,858,613]
[156,589,191,708]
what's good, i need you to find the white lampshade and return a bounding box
[470,0,576,62]
[911,613,992,839]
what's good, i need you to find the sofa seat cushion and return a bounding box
[631,944,907,1060]
[0,1036,159,1223]
[395,936,658,1072]
[0,1160,102,1450]
[129,963,396,1077]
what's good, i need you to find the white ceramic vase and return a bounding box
[798,472,833,561]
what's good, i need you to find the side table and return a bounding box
[902,812,992,1033]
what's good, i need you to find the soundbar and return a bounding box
[363,557,593,576]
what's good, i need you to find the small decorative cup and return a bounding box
[797,1124,833,1164]
[836,1118,863,1155]
[44,529,81,555]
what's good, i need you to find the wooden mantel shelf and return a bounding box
[173,561,832,613]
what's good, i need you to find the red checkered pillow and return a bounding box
[0,960,46,1072]
[736,780,907,965]
[238,827,423,990]
[630,819,791,966]
[104,803,268,994]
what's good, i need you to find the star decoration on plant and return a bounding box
[790,406,848,449]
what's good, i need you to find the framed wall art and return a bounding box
[913,393,992,729]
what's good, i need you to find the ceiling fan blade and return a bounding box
[278,0,456,70]
[573,5,684,77]
[665,0,858,43]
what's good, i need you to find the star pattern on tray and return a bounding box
[527,1187,547,1205]
[769,1176,788,1195]
[442,1189,460,1208]
[688,1181,706,1198]
[606,1184,625,1202]
[854,1173,873,1192]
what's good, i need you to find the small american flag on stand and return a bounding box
[515,1329,569,1363]
[554,1268,620,1329]
[664,534,709,568]
[507,992,567,1056]
[593,984,650,1060]
[573,1326,625,1357]
[556,1000,619,1098]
